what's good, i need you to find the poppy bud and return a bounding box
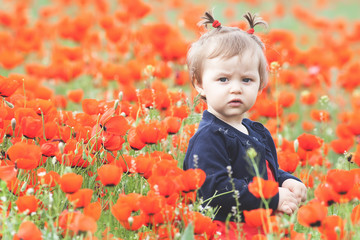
[58,142,65,154]
[114,99,119,111]
[144,65,155,77]
[270,61,280,72]
[128,216,134,225]
[277,133,283,147]
[118,91,123,101]
[294,139,299,153]
[5,99,14,108]
[247,147,257,159]
[319,95,329,106]
[11,118,16,132]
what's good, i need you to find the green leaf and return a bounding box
[181,223,195,240]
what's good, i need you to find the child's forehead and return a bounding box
[204,46,259,62]
[203,37,258,59]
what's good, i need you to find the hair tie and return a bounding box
[247,28,254,34]
[212,20,221,28]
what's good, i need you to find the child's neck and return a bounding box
[213,114,249,135]
[232,122,249,135]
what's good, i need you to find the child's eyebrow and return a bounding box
[242,72,258,78]
[214,70,233,76]
[214,71,259,78]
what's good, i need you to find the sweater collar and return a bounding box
[201,110,268,143]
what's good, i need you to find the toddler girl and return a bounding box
[183,10,307,239]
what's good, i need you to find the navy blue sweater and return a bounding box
[183,110,301,222]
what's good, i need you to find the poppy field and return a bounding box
[1,0,360,239]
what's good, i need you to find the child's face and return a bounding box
[196,51,260,124]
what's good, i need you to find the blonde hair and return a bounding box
[187,11,269,92]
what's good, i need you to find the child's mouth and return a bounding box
[228,99,243,106]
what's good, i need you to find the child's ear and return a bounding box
[194,81,204,96]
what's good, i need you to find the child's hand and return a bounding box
[282,179,307,203]
[277,187,299,215]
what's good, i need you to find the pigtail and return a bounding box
[243,12,268,31]
[198,10,221,29]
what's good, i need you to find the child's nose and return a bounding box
[230,81,243,94]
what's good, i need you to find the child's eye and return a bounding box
[218,77,228,82]
[243,78,252,83]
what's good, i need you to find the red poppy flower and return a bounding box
[330,137,354,154]
[137,88,154,108]
[15,195,38,214]
[119,214,145,231]
[20,116,42,139]
[302,120,315,132]
[178,168,206,193]
[84,201,102,221]
[0,164,17,182]
[318,215,345,240]
[139,193,165,217]
[111,193,145,230]
[326,169,355,195]
[0,74,21,97]
[44,121,59,140]
[314,183,340,206]
[7,141,42,170]
[175,70,189,85]
[41,141,59,157]
[97,164,122,187]
[136,120,162,144]
[256,99,283,118]
[297,133,322,151]
[130,154,155,179]
[297,201,327,227]
[347,113,360,136]
[163,116,182,134]
[248,176,279,199]
[147,175,178,198]
[82,99,99,115]
[69,212,97,236]
[300,91,317,105]
[278,90,296,108]
[166,105,190,120]
[13,221,42,240]
[243,208,273,227]
[186,211,217,238]
[102,132,125,151]
[100,115,130,136]
[310,109,331,122]
[335,123,353,139]
[127,127,146,150]
[277,151,300,173]
[60,173,83,194]
[67,188,93,208]
[151,157,180,177]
